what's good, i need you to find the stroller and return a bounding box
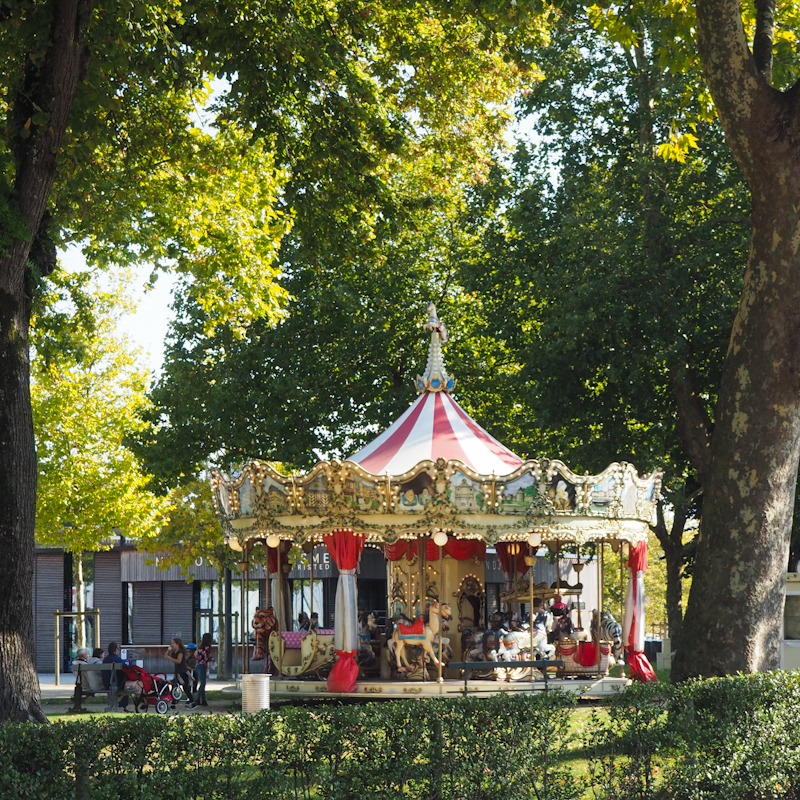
[120,664,180,714]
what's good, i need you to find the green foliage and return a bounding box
[0,694,579,800]
[31,272,168,553]
[139,479,237,577]
[9,676,800,798]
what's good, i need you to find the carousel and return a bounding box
[211,306,661,699]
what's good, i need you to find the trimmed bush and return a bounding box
[6,675,800,799]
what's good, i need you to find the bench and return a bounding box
[70,662,127,713]
[448,659,564,696]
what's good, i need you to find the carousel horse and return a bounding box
[391,601,452,671]
[252,606,279,661]
[525,625,556,659]
[593,609,624,664]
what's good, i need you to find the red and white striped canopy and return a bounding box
[350,391,523,476]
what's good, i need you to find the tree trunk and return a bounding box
[0,0,91,721]
[652,500,689,657]
[74,551,86,649]
[673,194,800,679]
[671,0,800,680]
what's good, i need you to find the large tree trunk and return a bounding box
[671,0,800,681]
[0,0,91,721]
[674,195,800,678]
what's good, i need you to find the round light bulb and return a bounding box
[527,532,542,548]
[228,538,243,552]
[433,530,448,547]
[266,534,281,549]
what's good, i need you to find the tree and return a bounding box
[137,479,237,678]
[31,273,167,649]
[671,0,800,679]
[0,0,539,719]
[455,11,749,656]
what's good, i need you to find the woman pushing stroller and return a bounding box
[165,637,195,706]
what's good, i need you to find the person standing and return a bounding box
[194,632,214,707]
[165,637,194,707]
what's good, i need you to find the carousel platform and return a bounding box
[264,675,629,700]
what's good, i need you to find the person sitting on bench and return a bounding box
[102,642,129,711]
[73,647,105,695]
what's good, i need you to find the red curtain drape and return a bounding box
[323,530,364,693]
[384,539,486,562]
[267,540,290,575]
[623,541,657,683]
[323,529,364,570]
[496,542,530,575]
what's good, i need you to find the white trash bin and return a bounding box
[241,674,271,713]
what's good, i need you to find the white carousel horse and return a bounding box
[391,601,452,670]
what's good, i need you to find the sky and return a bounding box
[58,245,177,377]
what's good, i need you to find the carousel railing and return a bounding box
[449,659,564,697]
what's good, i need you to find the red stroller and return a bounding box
[121,664,179,714]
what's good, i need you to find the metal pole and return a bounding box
[529,564,535,681]
[597,542,603,677]
[54,611,60,686]
[277,542,284,676]
[224,568,233,679]
[94,609,100,652]
[438,542,443,683]
[420,533,427,682]
[239,566,246,677]
[245,563,251,675]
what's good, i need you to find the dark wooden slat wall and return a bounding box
[94,551,123,648]
[33,551,68,672]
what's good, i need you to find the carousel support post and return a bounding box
[245,561,251,675]
[237,558,247,676]
[309,543,314,624]
[526,553,536,681]
[277,544,284,677]
[433,530,447,684]
[597,542,603,678]
[556,541,561,593]
[420,533,427,682]
[511,543,519,621]
[575,546,583,629]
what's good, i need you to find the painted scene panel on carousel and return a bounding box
[548,474,576,512]
[395,472,436,514]
[447,472,485,513]
[497,472,538,515]
[262,476,291,515]
[589,474,615,516]
[238,476,256,516]
[344,474,381,513]
[620,470,658,520]
[300,472,329,513]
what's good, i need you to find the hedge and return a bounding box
[4,673,800,799]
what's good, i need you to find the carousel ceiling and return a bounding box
[211,304,661,547]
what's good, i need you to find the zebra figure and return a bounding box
[593,609,624,664]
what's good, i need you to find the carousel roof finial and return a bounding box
[415,302,455,394]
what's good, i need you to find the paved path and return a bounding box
[38,673,243,715]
